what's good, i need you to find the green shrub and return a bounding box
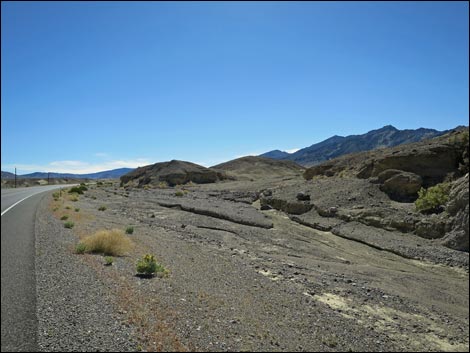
[98,205,107,211]
[69,186,85,194]
[65,206,71,210]
[415,182,451,214]
[75,208,80,212]
[64,221,75,229]
[136,254,167,276]
[53,192,60,200]
[104,256,114,266]
[125,226,134,234]
[60,215,69,220]
[175,191,184,197]
[75,242,87,254]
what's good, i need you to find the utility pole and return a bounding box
[48,172,50,185]
[14,167,17,188]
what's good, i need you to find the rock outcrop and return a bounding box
[304,128,469,201]
[442,174,469,251]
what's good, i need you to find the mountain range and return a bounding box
[260,125,451,166]
[1,168,133,180]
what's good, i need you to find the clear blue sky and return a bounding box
[1,1,469,174]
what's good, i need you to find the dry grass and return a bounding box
[81,229,134,256]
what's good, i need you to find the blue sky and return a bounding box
[1,1,468,174]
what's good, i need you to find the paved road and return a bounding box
[1,185,75,352]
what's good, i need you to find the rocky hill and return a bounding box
[120,160,224,187]
[212,156,304,181]
[261,125,449,166]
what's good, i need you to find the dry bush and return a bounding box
[82,229,134,256]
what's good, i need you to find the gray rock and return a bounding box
[296,192,311,201]
[441,174,469,251]
[379,171,422,202]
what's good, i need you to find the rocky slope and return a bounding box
[261,125,450,166]
[212,156,304,181]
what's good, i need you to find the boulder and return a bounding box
[379,171,422,202]
[296,192,311,201]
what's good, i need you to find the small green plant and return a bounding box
[53,207,59,212]
[136,254,167,277]
[97,181,103,186]
[125,226,134,234]
[65,206,72,210]
[69,195,79,202]
[64,221,75,229]
[53,191,60,200]
[415,182,451,214]
[98,205,107,211]
[175,190,184,197]
[75,242,87,254]
[60,215,69,220]
[104,256,114,266]
[75,208,80,212]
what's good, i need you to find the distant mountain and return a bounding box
[1,171,16,179]
[259,150,291,159]
[18,168,134,180]
[261,125,450,166]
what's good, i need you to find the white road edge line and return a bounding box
[1,194,39,217]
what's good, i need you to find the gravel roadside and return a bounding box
[34,193,138,352]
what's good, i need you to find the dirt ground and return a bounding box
[41,179,469,352]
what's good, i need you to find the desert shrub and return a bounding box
[64,221,75,229]
[60,215,69,220]
[157,181,168,189]
[75,208,80,212]
[69,194,79,202]
[53,207,59,212]
[125,226,134,234]
[136,254,167,276]
[75,242,87,254]
[98,205,107,211]
[69,186,85,194]
[175,191,184,197]
[65,206,72,210]
[104,256,114,266]
[97,181,103,186]
[53,191,60,200]
[81,229,133,256]
[415,182,451,214]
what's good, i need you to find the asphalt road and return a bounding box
[1,185,74,352]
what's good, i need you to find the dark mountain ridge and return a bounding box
[260,125,450,166]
